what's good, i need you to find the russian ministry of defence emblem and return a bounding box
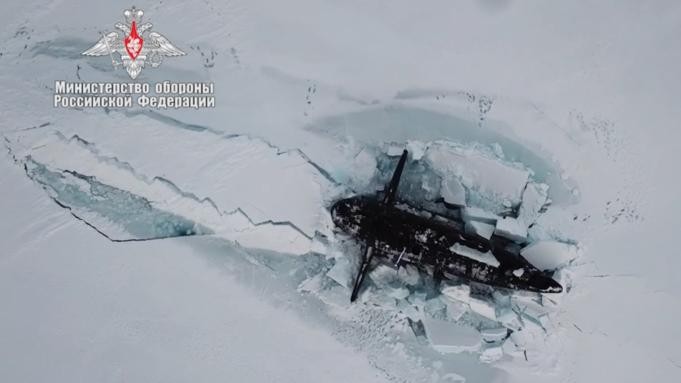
[83,7,185,79]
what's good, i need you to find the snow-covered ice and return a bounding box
[497,309,523,332]
[462,206,500,225]
[425,142,530,211]
[465,220,496,240]
[495,217,529,243]
[450,243,500,268]
[440,177,466,206]
[444,299,469,322]
[326,256,353,288]
[423,317,482,354]
[518,183,549,228]
[468,297,498,322]
[441,284,472,304]
[520,241,580,271]
[481,327,510,344]
[480,346,504,363]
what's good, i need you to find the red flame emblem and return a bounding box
[124,21,144,60]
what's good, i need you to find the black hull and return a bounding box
[331,196,562,294]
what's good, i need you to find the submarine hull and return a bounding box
[331,196,562,294]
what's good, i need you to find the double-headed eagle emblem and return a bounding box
[82,7,185,79]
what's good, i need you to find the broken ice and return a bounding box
[520,241,579,271]
[423,317,481,354]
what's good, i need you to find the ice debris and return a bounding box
[444,299,468,321]
[367,265,416,302]
[441,284,471,304]
[442,284,499,322]
[462,207,499,225]
[326,257,352,288]
[440,178,466,206]
[480,327,509,343]
[495,217,528,243]
[479,346,504,363]
[406,140,427,160]
[518,182,549,227]
[465,220,496,240]
[386,143,405,156]
[424,142,530,208]
[389,287,411,300]
[424,298,448,319]
[423,317,481,354]
[520,241,579,271]
[450,243,500,268]
[369,265,400,287]
[468,297,497,321]
[497,308,522,331]
[348,148,378,190]
[397,264,422,286]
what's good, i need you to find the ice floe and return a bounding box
[479,346,504,363]
[441,284,472,304]
[480,327,509,343]
[495,217,528,243]
[518,182,549,228]
[423,317,481,354]
[424,142,530,210]
[450,243,500,268]
[462,206,500,225]
[468,297,498,322]
[520,241,580,271]
[440,178,466,206]
[497,308,523,331]
[326,256,353,288]
[465,220,496,240]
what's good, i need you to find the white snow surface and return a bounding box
[0,153,387,383]
[5,117,331,254]
[1,1,681,382]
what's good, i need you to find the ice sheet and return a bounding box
[6,124,334,254]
